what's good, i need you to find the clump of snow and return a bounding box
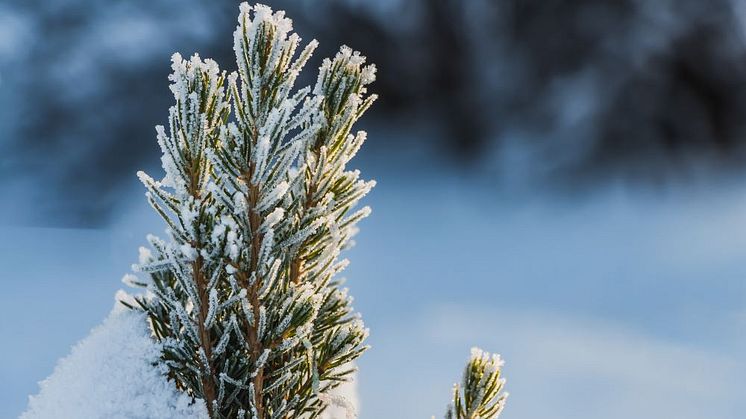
[21,291,360,418]
[21,291,209,419]
[321,370,360,419]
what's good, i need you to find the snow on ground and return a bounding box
[3,167,746,418]
[18,290,359,419]
[21,292,208,419]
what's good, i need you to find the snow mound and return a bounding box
[321,370,360,419]
[21,291,209,419]
[21,291,360,419]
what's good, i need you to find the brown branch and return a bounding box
[239,161,266,419]
[187,173,217,417]
[193,257,217,417]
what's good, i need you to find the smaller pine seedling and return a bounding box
[446,348,508,419]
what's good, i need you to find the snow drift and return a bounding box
[21,291,359,419]
[21,291,209,419]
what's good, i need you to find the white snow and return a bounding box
[322,371,360,419]
[20,291,360,419]
[21,291,209,419]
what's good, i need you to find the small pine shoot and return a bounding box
[122,3,508,418]
[445,348,508,419]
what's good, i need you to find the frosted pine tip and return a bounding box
[170,52,183,65]
[470,347,505,371]
[470,347,486,360]
[337,45,365,66]
[188,53,203,67]
[252,4,274,20]
[361,65,377,84]
[238,2,294,37]
[238,2,252,17]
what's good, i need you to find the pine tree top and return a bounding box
[122,3,507,418]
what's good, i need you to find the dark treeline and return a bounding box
[3,0,746,225]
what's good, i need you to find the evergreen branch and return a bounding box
[445,348,508,419]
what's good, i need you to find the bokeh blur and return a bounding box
[2,0,746,418]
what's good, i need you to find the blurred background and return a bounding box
[1,0,746,418]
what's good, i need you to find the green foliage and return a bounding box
[446,348,508,419]
[124,3,375,418]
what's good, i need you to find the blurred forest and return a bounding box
[3,0,746,226]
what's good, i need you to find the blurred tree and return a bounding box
[5,0,746,226]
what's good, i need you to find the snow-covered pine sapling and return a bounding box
[125,3,373,418]
[445,348,508,419]
[123,3,507,419]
